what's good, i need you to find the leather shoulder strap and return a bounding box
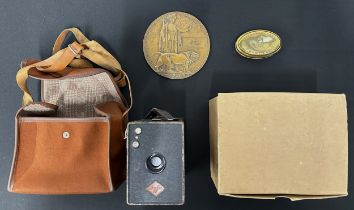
[52,28,126,86]
[16,28,132,116]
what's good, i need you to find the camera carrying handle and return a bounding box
[144,108,176,121]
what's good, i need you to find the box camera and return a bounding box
[126,108,185,205]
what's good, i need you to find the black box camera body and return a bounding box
[126,108,185,205]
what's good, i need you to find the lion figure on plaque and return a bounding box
[155,51,199,72]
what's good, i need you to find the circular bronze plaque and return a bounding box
[235,29,281,59]
[143,11,210,79]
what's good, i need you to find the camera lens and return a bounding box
[150,156,162,167]
[146,153,166,174]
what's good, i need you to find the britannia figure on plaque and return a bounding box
[159,13,190,53]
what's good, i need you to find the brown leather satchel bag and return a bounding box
[8,28,132,194]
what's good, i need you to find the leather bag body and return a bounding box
[8,28,132,194]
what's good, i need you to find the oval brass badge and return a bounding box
[143,11,210,79]
[235,29,281,59]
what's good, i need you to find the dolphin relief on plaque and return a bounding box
[143,12,210,79]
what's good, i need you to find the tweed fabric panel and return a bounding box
[42,72,120,117]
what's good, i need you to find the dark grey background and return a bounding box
[0,0,353,209]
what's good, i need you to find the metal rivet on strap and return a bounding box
[63,131,70,139]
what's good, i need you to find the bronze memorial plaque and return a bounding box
[143,11,210,79]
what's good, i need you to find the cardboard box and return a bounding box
[209,93,348,200]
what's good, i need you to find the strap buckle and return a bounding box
[68,42,83,56]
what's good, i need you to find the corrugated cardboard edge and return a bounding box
[221,193,348,201]
[209,96,219,190]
